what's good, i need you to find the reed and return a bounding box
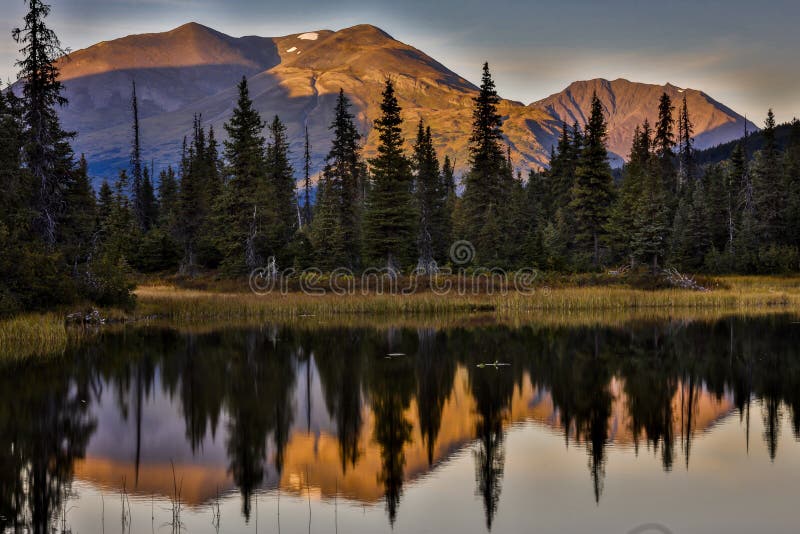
[133,276,800,322]
[0,312,69,360]
[4,276,800,361]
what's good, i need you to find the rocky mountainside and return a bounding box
[45,23,755,180]
[531,78,757,162]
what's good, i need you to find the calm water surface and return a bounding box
[2,316,800,533]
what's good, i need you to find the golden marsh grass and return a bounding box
[0,312,69,361]
[3,276,800,360]
[133,275,800,321]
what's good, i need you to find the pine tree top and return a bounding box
[654,92,676,157]
[469,62,504,165]
[371,78,406,167]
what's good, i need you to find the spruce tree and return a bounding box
[631,162,670,273]
[96,180,114,227]
[752,109,785,243]
[653,92,677,195]
[670,181,711,270]
[217,77,266,275]
[139,165,158,231]
[505,171,532,267]
[570,92,615,268]
[13,0,75,246]
[195,123,223,268]
[176,135,203,272]
[677,94,695,187]
[461,63,509,263]
[0,88,26,228]
[157,166,178,229]
[784,119,800,248]
[608,122,650,265]
[547,121,579,218]
[702,163,729,253]
[99,170,138,263]
[130,80,146,230]
[412,121,449,268]
[264,115,298,262]
[312,89,366,270]
[362,79,416,270]
[441,155,457,236]
[60,154,96,270]
[725,141,749,254]
[311,178,347,271]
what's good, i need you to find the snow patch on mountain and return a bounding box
[298,32,319,40]
[286,46,297,52]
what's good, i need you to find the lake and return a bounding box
[1,315,799,533]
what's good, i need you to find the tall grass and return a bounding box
[0,312,69,361]
[134,276,800,321]
[4,276,800,361]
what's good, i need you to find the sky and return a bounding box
[1,0,798,122]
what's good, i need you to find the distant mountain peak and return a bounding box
[336,24,393,38]
[531,78,757,160]
[44,24,756,179]
[169,21,216,34]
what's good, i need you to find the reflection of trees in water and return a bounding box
[314,328,368,472]
[414,328,455,466]
[4,316,800,530]
[0,359,96,533]
[469,361,513,529]
[367,328,416,526]
[542,329,613,503]
[224,329,297,521]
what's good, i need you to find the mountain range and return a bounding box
[46,22,757,180]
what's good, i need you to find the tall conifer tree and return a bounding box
[461,63,508,263]
[413,120,448,268]
[14,0,75,246]
[217,77,266,275]
[312,89,366,270]
[363,79,416,270]
[264,114,298,262]
[130,80,147,229]
[653,92,677,195]
[752,109,785,243]
[570,92,615,268]
[677,94,695,187]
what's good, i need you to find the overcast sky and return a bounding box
[1,0,798,122]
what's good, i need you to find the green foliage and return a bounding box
[363,79,416,269]
[413,120,449,266]
[608,122,649,263]
[669,181,711,270]
[217,78,267,275]
[752,110,786,243]
[570,93,615,268]
[311,89,366,270]
[0,224,76,315]
[653,92,677,195]
[60,154,96,271]
[460,63,515,264]
[13,0,75,246]
[631,161,670,272]
[80,253,136,310]
[264,115,298,264]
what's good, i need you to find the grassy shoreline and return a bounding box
[3,275,800,360]
[134,275,800,319]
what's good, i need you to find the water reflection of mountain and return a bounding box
[2,316,800,532]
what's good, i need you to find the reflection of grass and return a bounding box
[0,312,69,360]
